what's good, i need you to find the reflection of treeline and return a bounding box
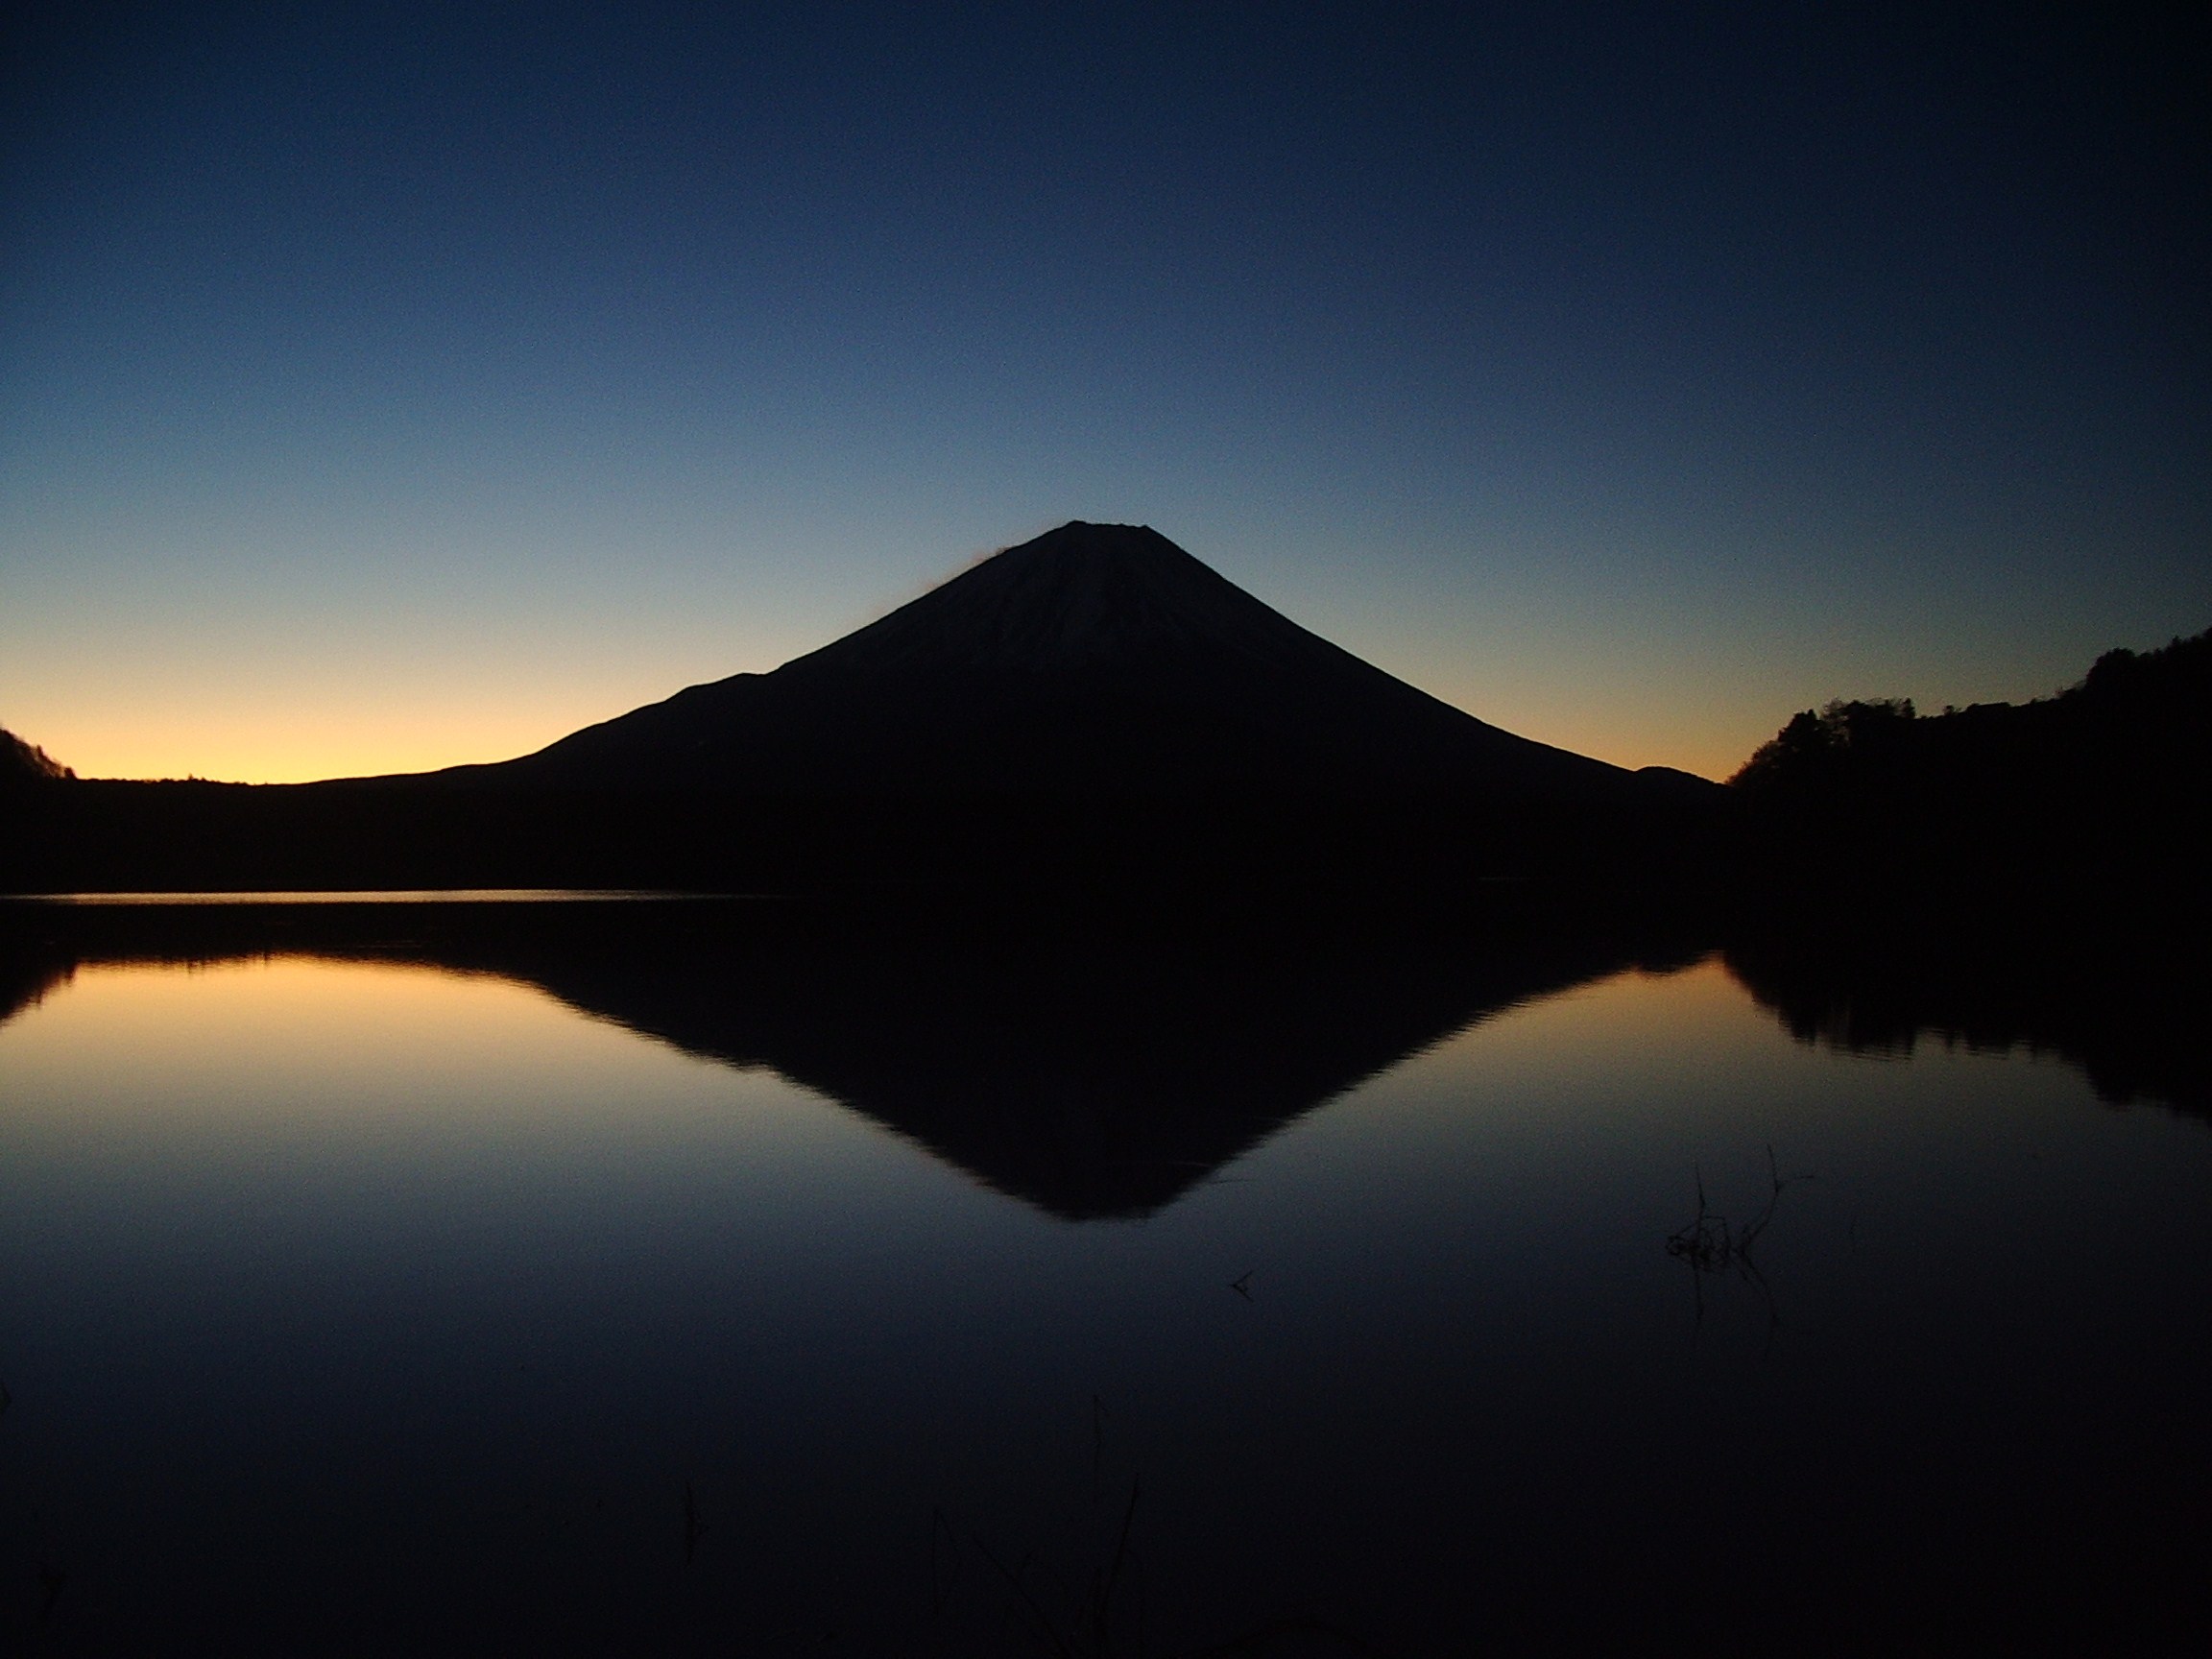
[1728,627,2211,911]
[1724,914,2211,1118]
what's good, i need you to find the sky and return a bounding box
[3,1,2206,782]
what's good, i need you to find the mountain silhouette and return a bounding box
[3,522,1718,895]
[449,520,1643,802]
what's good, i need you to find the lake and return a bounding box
[0,896,2206,1653]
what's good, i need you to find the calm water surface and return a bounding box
[0,904,2206,1652]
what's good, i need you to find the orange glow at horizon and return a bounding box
[8,714,575,785]
[12,692,1755,785]
[19,717,1749,786]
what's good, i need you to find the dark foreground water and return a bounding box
[0,897,2205,1654]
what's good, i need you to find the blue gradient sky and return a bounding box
[4,3,2205,781]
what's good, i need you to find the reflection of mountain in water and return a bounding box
[11,900,2200,1209]
[0,897,1690,1218]
[507,926,1674,1218]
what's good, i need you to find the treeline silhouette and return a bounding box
[1726,625,2211,922]
[0,728,71,784]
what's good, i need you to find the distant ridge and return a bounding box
[466,521,1640,802]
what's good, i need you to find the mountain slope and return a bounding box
[477,522,1634,800]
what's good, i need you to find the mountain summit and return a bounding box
[486,521,1630,801]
